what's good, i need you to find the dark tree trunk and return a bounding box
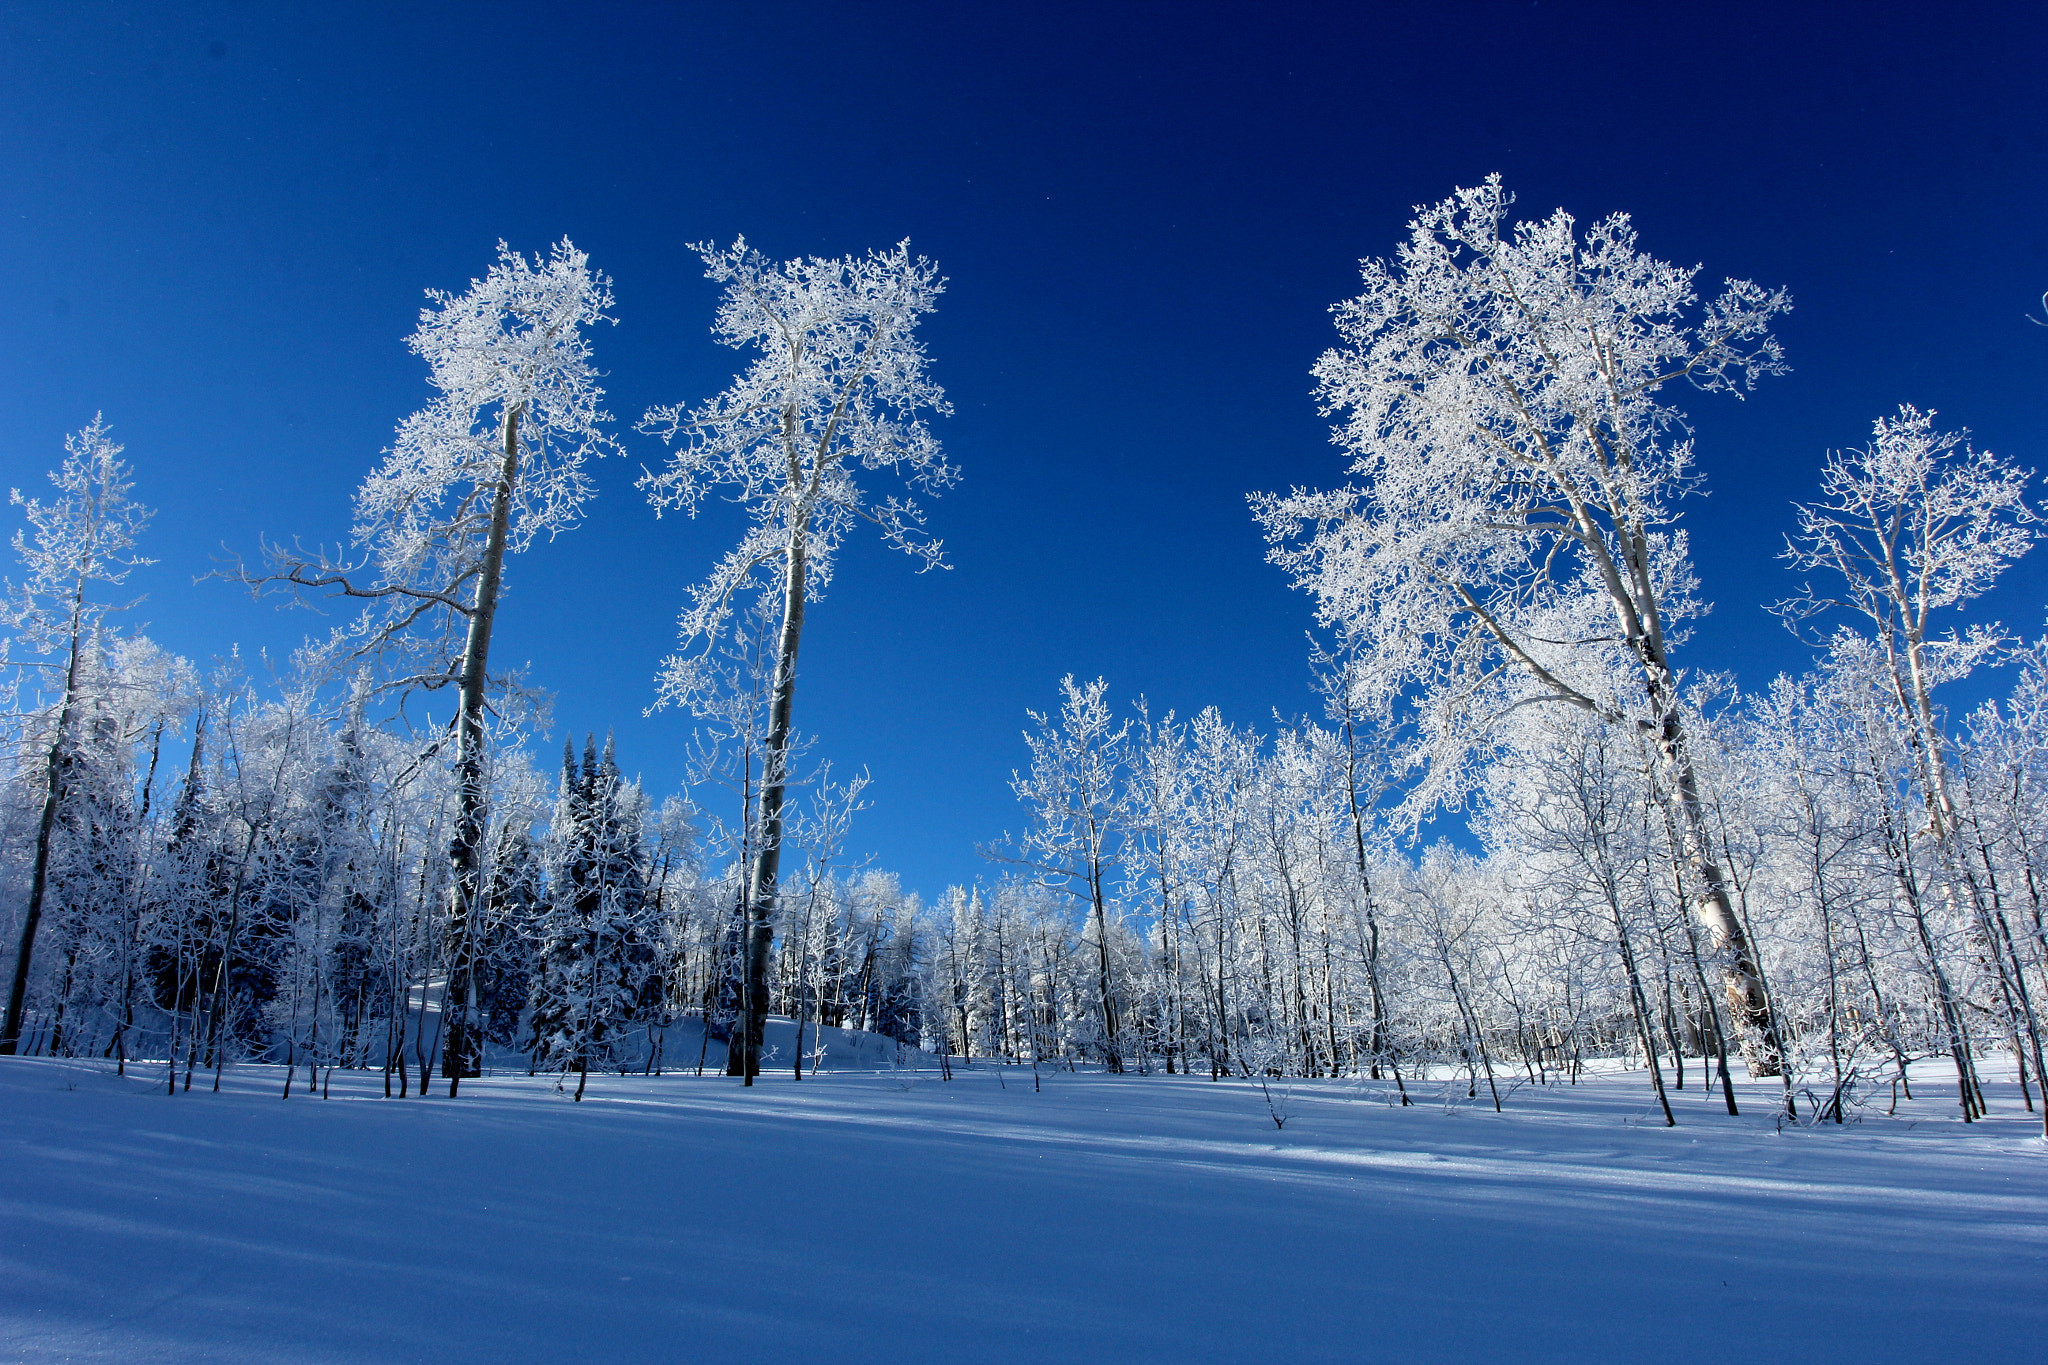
[1,603,88,1055]
[444,404,522,1095]
[734,522,807,1084]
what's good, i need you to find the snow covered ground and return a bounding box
[3,1054,2042,1364]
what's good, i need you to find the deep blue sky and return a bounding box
[3,2,2045,900]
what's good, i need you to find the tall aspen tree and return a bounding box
[260,242,615,1092]
[1256,179,1792,1073]
[641,239,952,1082]
[1,419,152,1055]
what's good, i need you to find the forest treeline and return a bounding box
[2,183,2042,1131]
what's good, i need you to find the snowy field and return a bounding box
[3,1055,2043,1364]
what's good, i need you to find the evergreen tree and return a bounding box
[528,736,660,1093]
[475,824,543,1048]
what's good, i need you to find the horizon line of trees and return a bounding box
[3,610,2042,1133]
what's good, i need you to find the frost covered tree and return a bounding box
[777,765,867,1079]
[1127,706,1196,1071]
[1485,711,1682,1121]
[1000,676,1132,1070]
[73,638,197,1072]
[640,238,953,1081]
[1310,642,1400,1079]
[474,822,544,1051]
[1780,406,2037,858]
[20,655,137,1060]
[1781,406,2041,1123]
[1958,638,2048,1130]
[1253,178,1792,1074]
[2,418,154,1055]
[260,242,617,1091]
[530,736,659,1097]
[0,636,194,1068]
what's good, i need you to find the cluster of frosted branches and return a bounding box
[1253,176,1788,807]
[263,239,617,699]
[0,623,950,1090]
[639,237,954,717]
[916,647,2046,1128]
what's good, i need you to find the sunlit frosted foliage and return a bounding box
[640,237,954,715]
[4,417,154,663]
[280,240,617,694]
[1253,177,1789,817]
[1781,404,2038,688]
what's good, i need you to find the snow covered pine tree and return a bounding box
[531,736,659,1099]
